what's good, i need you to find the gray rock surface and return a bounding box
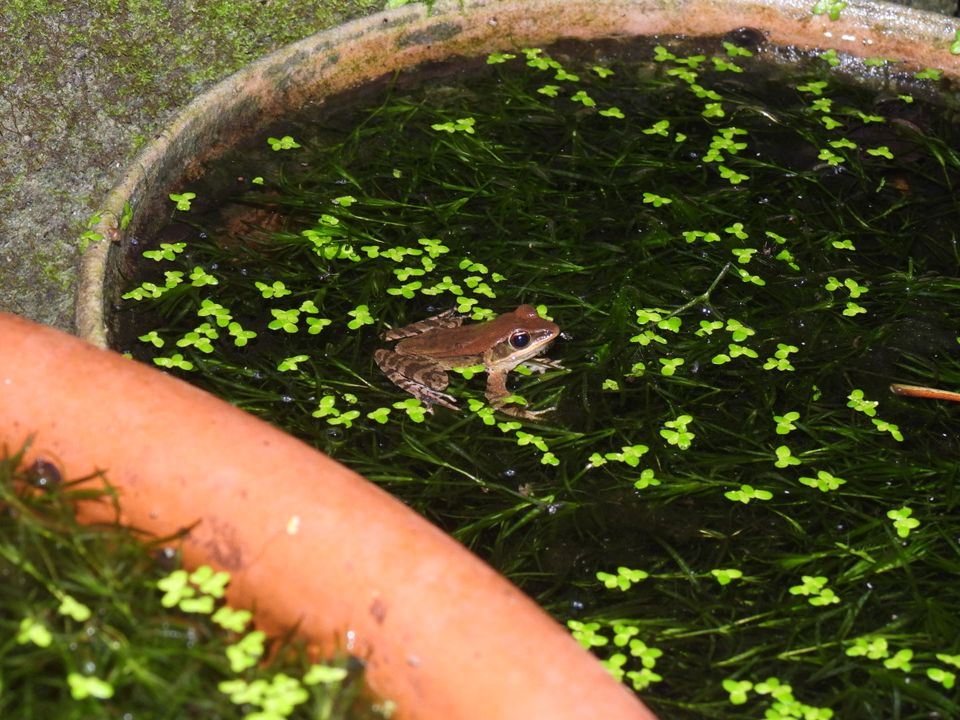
[1,0,380,331]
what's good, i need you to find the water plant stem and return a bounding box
[664,261,733,321]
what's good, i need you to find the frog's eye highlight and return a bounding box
[510,331,531,349]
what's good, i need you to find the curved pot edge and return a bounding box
[0,312,654,720]
[76,0,960,344]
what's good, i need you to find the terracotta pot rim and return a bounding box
[0,312,655,719]
[77,0,960,345]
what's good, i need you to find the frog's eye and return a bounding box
[510,331,531,349]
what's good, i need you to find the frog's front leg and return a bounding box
[374,349,459,412]
[485,370,554,419]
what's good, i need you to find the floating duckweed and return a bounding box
[725,484,773,503]
[788,575,840,605]
[267,135,301,150]
[486,51,517,65]
[774,411,800,434]
[774,445,801,468]
[143,242,186,261]
[597,566,649,591]
[431,116,476,134]
[633,468,661,489]
[887,506,920,537]
[278,354,309,371]
[867,144,895,158]
[139,329,164,347]
[811,0,848,21]
[711,568,744,585]
[798,469,846,492]
[169,191,196,211]
[723,678,753,705]
[117,37,960,718]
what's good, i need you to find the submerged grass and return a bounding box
[0,445,379,719]
[117,36,960,718]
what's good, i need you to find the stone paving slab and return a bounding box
[0,0,381,331]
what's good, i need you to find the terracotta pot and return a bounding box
[0,312,652,719]
[76,0,960,345]
[41,0,960,717]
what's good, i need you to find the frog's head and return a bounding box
[488,304,559,367]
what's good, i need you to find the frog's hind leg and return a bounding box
[411,385,460,412]
[374,350,459,412]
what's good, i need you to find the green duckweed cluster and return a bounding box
[0,446,385,719]
[116,36,960,718]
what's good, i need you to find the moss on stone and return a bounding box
[0,0,382,330]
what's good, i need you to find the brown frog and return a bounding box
[374,305,561,418]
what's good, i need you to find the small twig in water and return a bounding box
[890,383,960,403]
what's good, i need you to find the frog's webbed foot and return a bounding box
[492,401,556,420]
[416,387,460,413]
[521,357,565,374]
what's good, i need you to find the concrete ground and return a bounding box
[0,0,381,331]
[1,0,957,332]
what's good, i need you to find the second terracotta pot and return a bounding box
[0,312,653,720]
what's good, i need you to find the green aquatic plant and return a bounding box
[798,469,846,492]
[773,444,801,468]
[597,566,649,591]
[267,135,301,150]
[116,37,960,719]
[887,506,920,538]
[143,241,186,261]
[724,484,773,504]
[169,191,196,211]
[710,567,744,585]
[773,411,800,434]
[0,446,377,719]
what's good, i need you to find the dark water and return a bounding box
[116,36,960,718]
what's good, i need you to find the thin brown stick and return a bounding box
[890,384,960,403]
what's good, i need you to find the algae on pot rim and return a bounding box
[113,35,960,719]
